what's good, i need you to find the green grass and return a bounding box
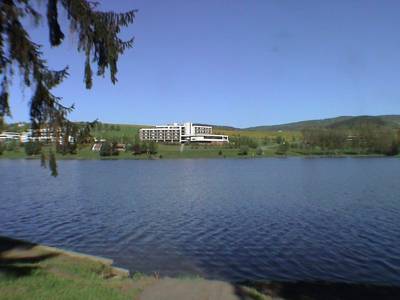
[0,236,272,300]
[1,144,398,161]
[0,264,138,300]
[214,128,301,141]
[91,124,143,142]
[0,150,26,159]
[91,123,301,145]
[0,246,147,300]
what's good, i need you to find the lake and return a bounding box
[0,158,399,285]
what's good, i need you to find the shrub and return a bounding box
[276,143,289,155]
[275,135,285,145]
[148,141,158,154]
[140,141,158,155]
[231,136,258,149]
[238,145,249,156]
[385,141,399,156]
[24,141,42,156]
[256,147,263,155]
[111,142,120,156]
[132,143,142,155]
[100,142,117,156]
[6,140,19,152]
[0,143,4,155]
[56,142,77,155]
[218,150,223,156]
[262,137,272,145]
[125,143,133,152]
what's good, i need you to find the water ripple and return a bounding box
[1,158,400,285]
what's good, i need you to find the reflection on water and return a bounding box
[0,158,400,285]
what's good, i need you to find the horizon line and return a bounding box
[5,113,400,130]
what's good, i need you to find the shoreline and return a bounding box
[1,236,399,299]
[0,153,395,161]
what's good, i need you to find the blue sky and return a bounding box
[6,0,400,128]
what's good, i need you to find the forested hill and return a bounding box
[243,115,400,131]
[5,115,400,133]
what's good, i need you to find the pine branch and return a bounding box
[0,0,136,175]
[47,0,65,46]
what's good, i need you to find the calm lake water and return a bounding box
[1,158,400,285]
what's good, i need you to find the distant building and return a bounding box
[0,131,21,142]
[0,128,74,144]
[115,143,126,152]
[139,122,229,144]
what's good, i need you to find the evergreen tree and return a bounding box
[99,141,112,157]
[132,134,142,155]
[99,141,119,157]
[111,141,119,156]
[132,143,142,155]
[0,1,136,175]
[0,117,4,132]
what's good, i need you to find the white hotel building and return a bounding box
[139,122,229,144]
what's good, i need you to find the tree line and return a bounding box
[2,122,399,157]
[300,127,399,156]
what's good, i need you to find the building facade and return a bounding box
[0,131,21,142]
[0,128,74,144]
[139,122,229,144]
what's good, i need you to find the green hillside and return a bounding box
[327,116,386,130]
[6,115,400,136]
[244,115,400,131]
[90,123,143,142]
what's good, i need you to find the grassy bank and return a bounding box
[0,236,269,300]
[0,237,152,300]
[1,237,399,300]
[1,143,397,160]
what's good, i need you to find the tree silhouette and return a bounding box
[0,0,136,174]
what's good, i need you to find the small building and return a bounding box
[139,122,229,144]
[115,144,126,152]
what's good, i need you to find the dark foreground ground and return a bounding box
[1,236,399,300]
